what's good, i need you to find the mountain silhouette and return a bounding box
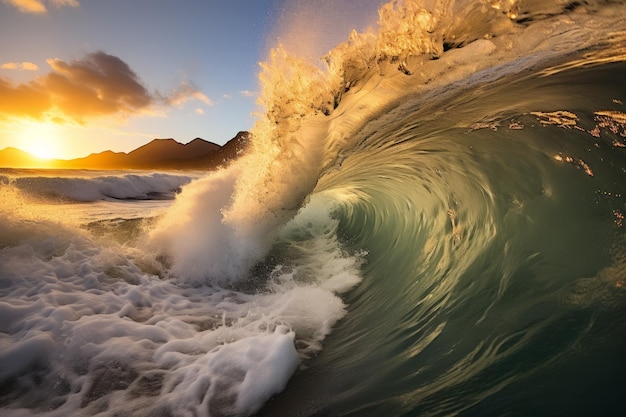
[0,147,51,168]
[0,132,250,170]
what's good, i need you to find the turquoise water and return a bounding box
[258,61,626,416]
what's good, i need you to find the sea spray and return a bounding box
[149,0,626,285]
[148,166,251,284]
[149,0,456,285]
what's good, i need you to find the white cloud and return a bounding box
[1,62,19,69]
[238,90,256,97]
[2,0,79,14]
[21,61,39,70]
[50,0,78,6]
[1,61,39,71]
[166,82,213,107]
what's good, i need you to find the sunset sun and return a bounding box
[17,122,64,160]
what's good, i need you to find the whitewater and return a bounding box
[2,1,626,416]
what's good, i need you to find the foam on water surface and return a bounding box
[0,181,363,416]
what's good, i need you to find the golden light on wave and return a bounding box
[17,121,65,160]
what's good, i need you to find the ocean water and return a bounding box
[2,1,626,416]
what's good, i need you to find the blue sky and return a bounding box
[0,0,383,159]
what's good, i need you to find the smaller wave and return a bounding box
[0,171,197,202]
[0,187,363,417]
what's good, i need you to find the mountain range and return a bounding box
[0,131,250,170]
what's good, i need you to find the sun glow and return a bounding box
[17,122,65,160]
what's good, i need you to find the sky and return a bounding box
[0,0,384,160]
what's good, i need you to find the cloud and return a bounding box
[1,61,39,71]
[195,108,205,115]
[0,51,214,125]
[238,90,256,97]
[51,0,77,6]
[2,0,79,14]
[165,82,213,107]
[0,77,51,118]
[44,52,152,120]
[21,62,39,71]
[0,51,153,123]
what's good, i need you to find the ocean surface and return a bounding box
[2,1,626,416]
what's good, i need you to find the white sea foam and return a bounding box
[0,188,362,416]
[148,166,251,284]
[0,171,196,202]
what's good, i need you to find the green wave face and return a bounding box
[260,60,626,417]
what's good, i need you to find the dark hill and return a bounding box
[194,131,251,168]
[126,138,220,166]
[64,150,127,169]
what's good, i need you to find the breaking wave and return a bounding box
[1,1,626,416]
